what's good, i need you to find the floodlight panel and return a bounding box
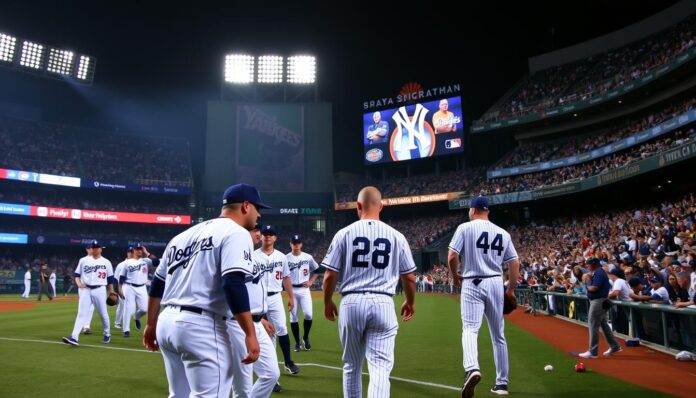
[47,48,74,75]
[76,55,95,81]
[257,55,283,83]
[0,33,17,63]
[287,55,316,84]
[225,54,255,83]
[20,40,44,69]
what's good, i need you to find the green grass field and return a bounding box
[0,294,671,397]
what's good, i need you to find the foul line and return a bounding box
[0,337,459,391]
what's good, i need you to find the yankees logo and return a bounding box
[390,104,435,161]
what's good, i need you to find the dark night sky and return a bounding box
[0,1,677,175]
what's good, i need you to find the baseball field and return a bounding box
[0,294,680,397]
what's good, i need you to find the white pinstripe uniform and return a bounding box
[258,249,291,338]
[153,217,254,398]
[119,257,151,333]
[322,219,416,398]
[229,250,280,398]
[287,251,319,323]
[114,260,126,327]
[448,219,518,387]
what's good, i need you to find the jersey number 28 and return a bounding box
[351,237,391,269]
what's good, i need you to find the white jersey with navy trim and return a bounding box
[247,251,269,315]
[448,219,518,278]
[119,258,150,285]
[75,256,114,286]
[153,217,254,318]
[287,252,319,285]
[321,219,416,295]
[258,249,290,293]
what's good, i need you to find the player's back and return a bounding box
[323,219,415,296]
[156,217,253,317]
[449,219,516,278]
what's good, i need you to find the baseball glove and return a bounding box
[106,292,119,306]
[503,287,518,314]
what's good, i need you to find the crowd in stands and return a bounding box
[415,264,457,294]
[388,213,468,251]
[511,193,696,308]
[0,189,190,215]
[0,115,193,187]
[478,126,695,195]
[477,14,696,124]
[495,96,696,169]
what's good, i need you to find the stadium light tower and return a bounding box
[20,40,44,69]
[287,55,316,84]
[47,48,75,75]
[224,54,255,84]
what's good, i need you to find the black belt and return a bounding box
[267,292,279,296]
[342,291,393,298]
[179,306,228,320]
[292,284,306,288]
[231,314,265,322]
[126,283,145,287]
[85,285,104,289]
[463,274,501,286]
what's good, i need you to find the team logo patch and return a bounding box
[389,104,435,161]
[365,148,383,162]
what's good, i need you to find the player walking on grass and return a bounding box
[113,247,133,329]
[322,186,417,398]
[143,183,264,398]
[286,234,320,352]
[62,240,117,346]
[448,197,520,397]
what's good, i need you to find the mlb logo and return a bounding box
[71,209,82,219]
[37,207,48,217]
[445,139,461,149]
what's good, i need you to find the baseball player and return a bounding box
[113,248,134,329]
[258,225,299,375]
[447,197,520,397]
[77,247,96,334]
[49,268,57,298]
[22,267,31,298]
[119,243,157,337]
[142,183,264,398]
[286,234,319,352]
[229,222,281,398]
[322,186,417,398]
[62,240,117,346]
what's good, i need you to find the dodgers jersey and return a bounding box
[74,256,114,286]
[321,219,416,295]
[154,217,254,317]
[247,251,268,315]
[119,257,150,285]
[114,261,126,284]
[448,219,518,278]
[258,249,290,293]
[286,252,319,285]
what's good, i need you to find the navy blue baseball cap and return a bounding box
[222,183,271,209]
[628,277,643,288]
[290,234,303,244]
[470,196,489,211]
[649,275,662,283]
[134,242,145,249]
[127,246,135,252]
[261,225,277,236]
[86,240,105,249]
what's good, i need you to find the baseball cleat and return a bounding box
[114,324,122,329]
[284,362,300,375]
[294,344,301,352]
[272,382,282,393]
[81,328,92,335]
[103,335,111,344]
[461,369,480,398]
[303,337,311,351]
[62,337,79,346]
[491,385,509,395]
[135,319,142,330]
[123,331,130,338]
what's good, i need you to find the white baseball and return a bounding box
[544,365,554,371]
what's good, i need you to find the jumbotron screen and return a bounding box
[362,96,464,165]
